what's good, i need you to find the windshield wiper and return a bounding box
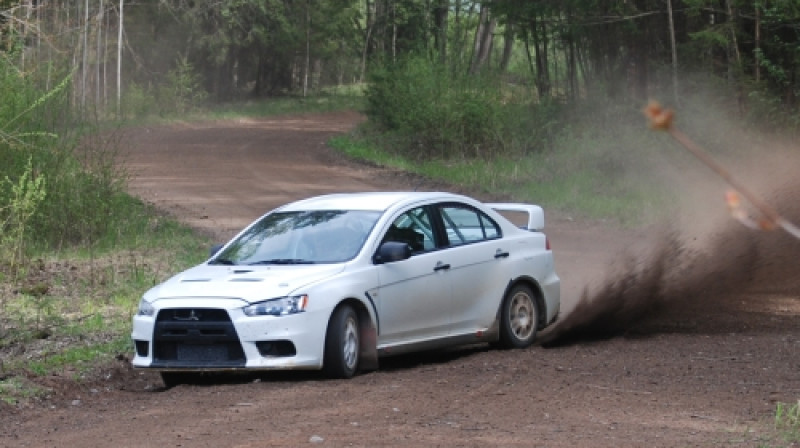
[208,258,235,265]
[249,258,315,265]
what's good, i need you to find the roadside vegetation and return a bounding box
[0,57,210,405]
[334,62,788,225]
[772,401,800,446]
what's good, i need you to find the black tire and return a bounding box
[497,284,539,349]
[323,305,360,379]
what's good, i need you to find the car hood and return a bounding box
[144,263,346,304]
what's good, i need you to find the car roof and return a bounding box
[279,192,466,212]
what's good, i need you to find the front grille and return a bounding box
[151,308,246,368]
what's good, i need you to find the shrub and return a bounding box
[365,55,556,160]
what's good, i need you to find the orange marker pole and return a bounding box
[667,127,780,229]
[644,101,780,229]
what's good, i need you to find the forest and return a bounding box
[0,0,798,249]
[1,1,798,117]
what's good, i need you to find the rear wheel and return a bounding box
[497,285,539,349]
[323,305,360,379]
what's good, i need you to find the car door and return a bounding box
[435,203,510,336]
[373,205,453,347]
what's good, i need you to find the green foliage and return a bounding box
[0,157,46,273]
[0,49,216,379]
[776,400,800,432]
[120,81,155,120]
[120,57,208,119]
[0,210,209,406]
[366,56,557,159]
[210,93,365,120]
[762,400,800,446]
[341,85,777,224]
[0,377,50,406]
[161,56,208,115]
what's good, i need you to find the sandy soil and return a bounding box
[1,111,799,448]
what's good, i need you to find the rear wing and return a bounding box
[487,203,545,232]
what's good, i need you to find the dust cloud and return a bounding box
[541,134,800,347]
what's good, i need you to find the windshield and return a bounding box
[210,210,381,265]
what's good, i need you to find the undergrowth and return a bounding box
[0,209,208,405]
[339,67,783,226]
[0,56,212,406]
[774,401,800,445]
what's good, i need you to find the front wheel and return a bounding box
[323,305,360,379]
[497,284,539,349]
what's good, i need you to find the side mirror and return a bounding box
[373,241,412,264]
[209,243,224,258]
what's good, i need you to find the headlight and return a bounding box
[243,295,308,317]
[137,298,156,316]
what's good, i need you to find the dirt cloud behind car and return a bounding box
[543,137,800,346]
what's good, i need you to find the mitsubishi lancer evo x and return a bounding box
[132,192,560,386]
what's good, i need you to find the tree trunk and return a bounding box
[390,1,397,62]
[361,0,374,82]
[469,5,487,74]
[303,0,310,97]
[103,3,109,109]
[434,0,448,65]
[117,0,123,116]
[667,0,679,104]
[754,1,760,82]
[470,5,495,74]
[499,23,514,73]
[82,0,90,108]
[725,0,742,77]
[96,0,104,109]
[529,16,550,99]
[21,0,33,70]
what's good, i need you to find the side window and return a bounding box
[382,206,435,252]
[439,205,501,246]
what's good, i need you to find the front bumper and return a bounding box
[131,298,328,371]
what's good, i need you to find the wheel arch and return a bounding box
[327,297,379,372]
[502,276,547,330]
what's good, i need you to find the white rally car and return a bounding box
[132,192,560,385]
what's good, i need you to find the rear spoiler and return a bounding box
[487,203,545,231]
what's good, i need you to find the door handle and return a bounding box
[433,261,451,271]
[494,249,510,259]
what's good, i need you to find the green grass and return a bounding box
[0,377,50,406]
[23,339,131,377]
[115,92,365,128]
[209,94,365,120]
[745,401,800,448]
[0,206,209,405]
[773,401,800,445]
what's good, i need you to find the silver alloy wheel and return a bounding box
[342,315,359,370]
[509,290,535,341]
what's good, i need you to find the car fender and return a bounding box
[301,266,380,367]
[497,276,548,329]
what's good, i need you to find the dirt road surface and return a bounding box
[2,112,799,447]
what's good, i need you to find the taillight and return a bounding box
[546,237,551,251]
